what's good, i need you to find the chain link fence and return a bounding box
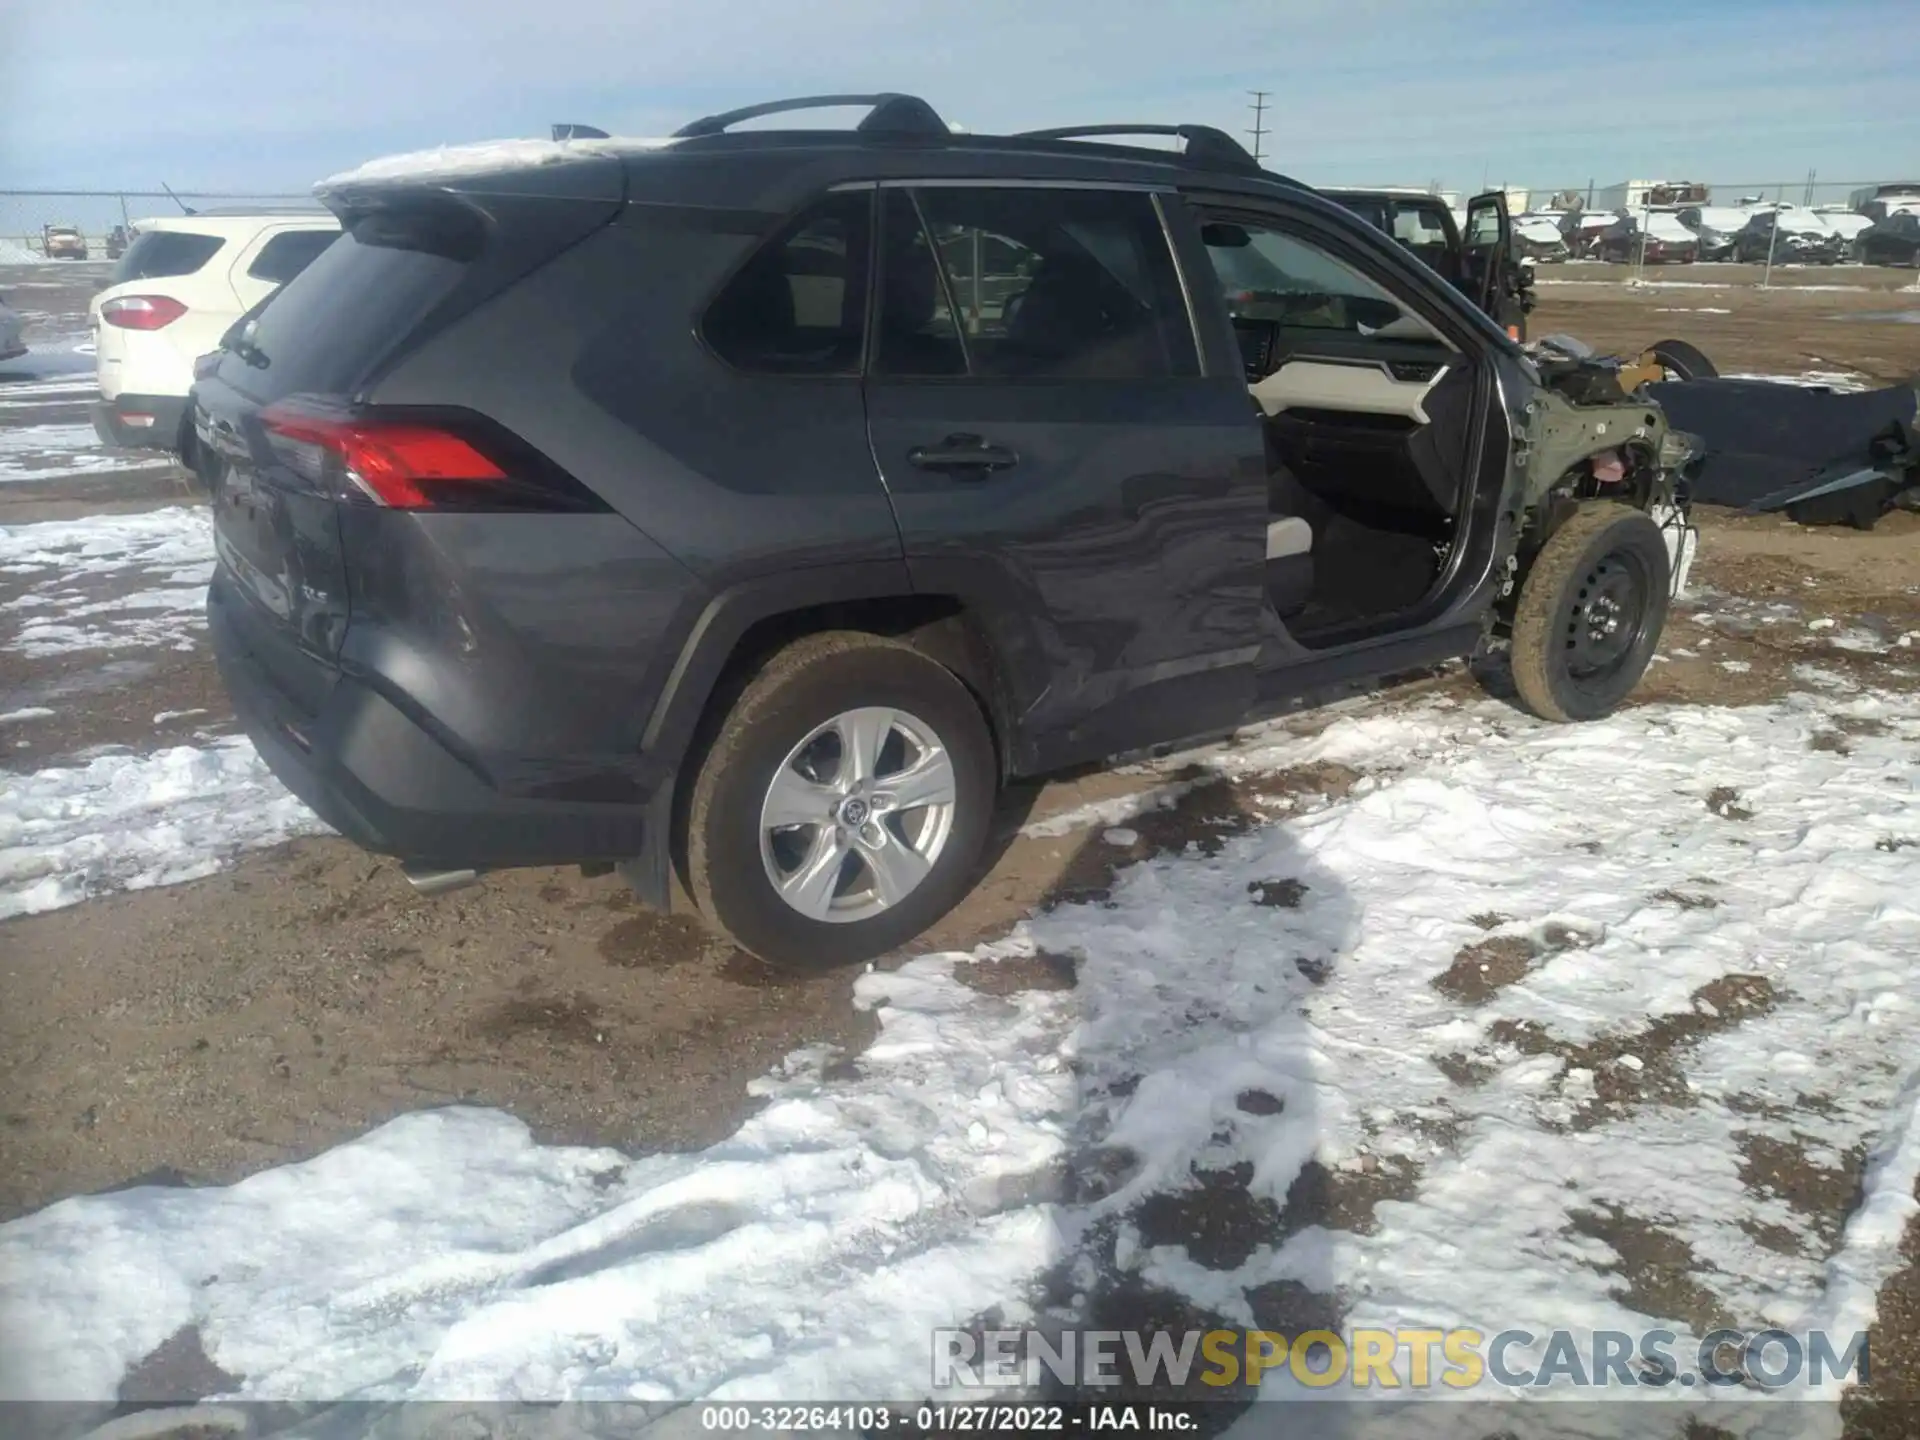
[1337,179,1911,215]
[0,190,312,262]
[1505,179,1904,214]
[1501,179,1919,282]
[1328,177,1917,284]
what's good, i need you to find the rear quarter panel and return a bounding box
[347,211,757,782]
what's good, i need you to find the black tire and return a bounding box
[684,631,995,968]
[1511,504,1671,724]
[1645,338,1719,381]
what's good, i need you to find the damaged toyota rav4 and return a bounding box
[193,94,1699,968]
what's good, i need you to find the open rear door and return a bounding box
[1463,190,1527,338]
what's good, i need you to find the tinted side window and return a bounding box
[247,229,339,285]
[1200,221,1442,344]
[1338,198,1390,233]
[1392,202,1458,279]
[874,192,967,376]
[703,192,871,375]
[883,186,1198,380]
[109,230,224,285]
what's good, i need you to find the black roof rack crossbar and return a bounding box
[674,93,949,139]
[1014,124,1263,175]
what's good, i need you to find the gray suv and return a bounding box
[193,93,1695,967]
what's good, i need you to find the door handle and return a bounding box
[906,434,1019,475]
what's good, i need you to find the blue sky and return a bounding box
[2,0,1916,195]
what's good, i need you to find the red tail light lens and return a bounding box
[255,399,606,513]
[261,404,505,509]
[101,295,188,330]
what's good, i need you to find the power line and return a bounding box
[1245,91,1271,163]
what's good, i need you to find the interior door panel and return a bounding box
[1265,356,1476,529]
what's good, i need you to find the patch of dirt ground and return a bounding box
[1529,262,1920,387]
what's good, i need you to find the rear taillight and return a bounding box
[101,295,188,330]
[262,404,503,509]
[258,399,605,513]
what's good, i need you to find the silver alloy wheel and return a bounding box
[758,706,959,924]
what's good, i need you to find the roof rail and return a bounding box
[674,93,949,140]
[1014,124,1263,176]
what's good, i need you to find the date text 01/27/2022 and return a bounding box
[699,1404,1198,1432]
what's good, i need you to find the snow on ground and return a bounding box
[0,241,53,265]
[0,349,96,385]
[0,506,214,656]
[0,738,326,918]
[0,376,99,410]
[1532,279,1874,293]
[0,421,156,481]
[4,690,1917,1435]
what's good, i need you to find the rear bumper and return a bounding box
[209,574,669,893]
[91,392,187,450]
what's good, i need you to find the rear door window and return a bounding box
[878,186,1197,380]
[702,192,871,374]
[245,229,340,285]
[1337,198,1390,233]
[109,230,225,285]
[1392,204,1452,246]
[1201,220,1446,345]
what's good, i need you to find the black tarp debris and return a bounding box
[1642,377,1920,528]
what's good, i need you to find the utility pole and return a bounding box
[1245,91,1271,163]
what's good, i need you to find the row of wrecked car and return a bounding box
[1513,202,1917,266]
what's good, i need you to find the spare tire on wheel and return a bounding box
[1643,338,1719,382]
[1510,503,1672,723]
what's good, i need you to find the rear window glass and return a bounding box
[223,223,467,400]
[110,230,225,285]
[703,192,871,374]
[1332,198,1389,232]
[1392,206,1452,244]
[246,229,339,285]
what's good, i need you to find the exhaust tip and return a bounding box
[402,865,481,897]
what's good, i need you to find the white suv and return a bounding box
[90,209,340,452]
